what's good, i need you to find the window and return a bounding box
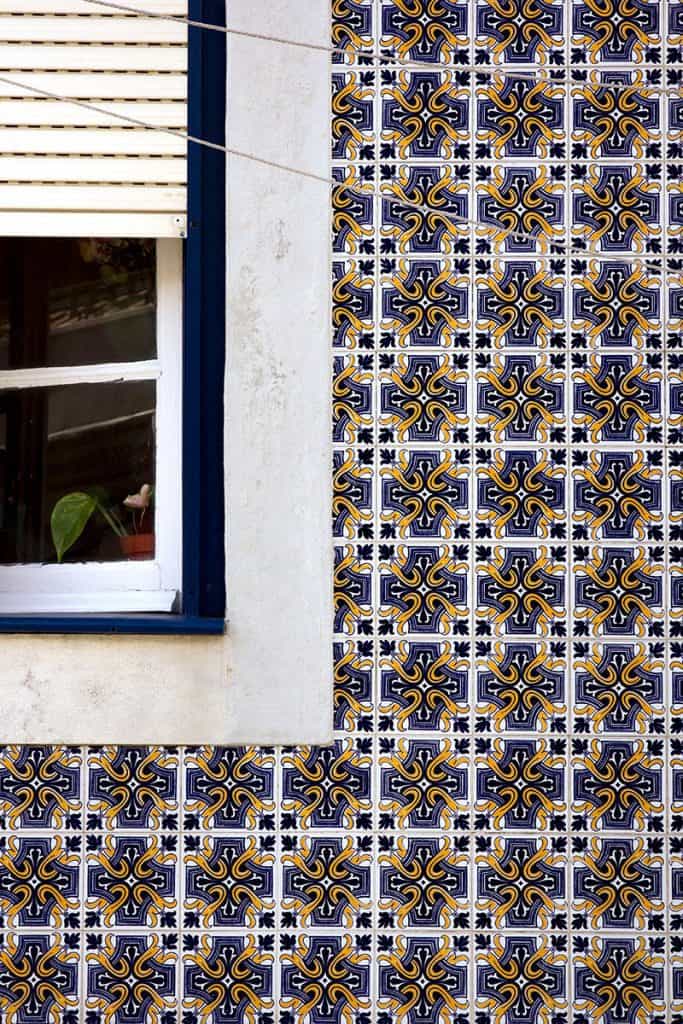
[0,237,182,615]
[0,0,226,632]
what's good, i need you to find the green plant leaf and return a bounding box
[50,492,98,562]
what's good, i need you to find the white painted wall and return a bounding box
[0,0,333,745]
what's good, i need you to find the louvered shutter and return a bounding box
[0,1,187,237]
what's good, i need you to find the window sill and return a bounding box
[0,614,226,635]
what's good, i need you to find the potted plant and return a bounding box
[50,484,154,562]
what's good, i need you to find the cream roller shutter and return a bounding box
[0,0,187,237]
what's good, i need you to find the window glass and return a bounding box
[0,238,156,370]
[0,380,155,564]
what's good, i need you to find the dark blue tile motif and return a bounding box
[333,167,374,256]
[282,837,371,926]
[573,0,660,62]
[672,763,683,805]
[0,935,78,1023]
[477,642,565,731]
[477,261,564,347]
[573,740,663,830]
[478,548,565,635]
[477,451,565,538]
[379,837,467,927]
[381,167,468,254]
[477,0,563,63]
[380,545,467,633]
[335,545,372,634]
[573,76,659,158]
[281,936,370,1024]
[381,738,467,829]
[382,0,467,62]
[381,353,467,442]
[382,260,468,346]
[670,190,683,254]
[378,936,467,1024]
[87,935,175,1023]
[477,836,566,929]
[477,739,565,830]
[88,747,177,830]
[0,746,80,829]
[573,838,663,930]
[87,836,175,928]
[332,71,374,161]
[671,0,683,36]
[333,262,374,349]
[478,168,564,253]
[477,936,566,1024]
[184,747,274,830]
[381,640,468,730]
[184,936,273,1024]
[334,355,373,443]
[477,78,564,158]
[333,640,373,731]
[574,938,664,1024]
[381,450,468,539]
[573,644,663,732]
[185,837,273,929]
[573,262,660,346]
[671,282,683,326]
[574,452,662,540]
[282,742,372,829]
[573,166,660,252]
[575,548,663,636]
[333,450,373,540]
[0,836,79,927]
[332,0,373,62]
[477,354,564,442]
[573,354,662,442]
[382,72,468,159]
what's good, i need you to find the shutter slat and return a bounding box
[0,6,188,235]
[0,99,185,127]
[0,16,185,43]
[0,211,184,236]
[0,72,187,100]
[0,155,186,183]
[0,1,185,11]
[0,127,185,154]
[0,45,186,72]
[0,183,185,209]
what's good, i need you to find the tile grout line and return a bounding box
[662,6,673,1019]
[371,0,381,1017]
[467,2,477,1016]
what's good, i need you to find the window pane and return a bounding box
[0,380,155,564]
[0,238,156,370]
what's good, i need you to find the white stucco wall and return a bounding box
[0,0,333,745]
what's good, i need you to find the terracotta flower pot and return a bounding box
[119,533,155,560]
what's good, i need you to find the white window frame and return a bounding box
[0,237,182,614]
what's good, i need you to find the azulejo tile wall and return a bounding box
[0,1,678,1022]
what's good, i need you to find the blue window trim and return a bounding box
[0,0,227,636]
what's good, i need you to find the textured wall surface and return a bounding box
[0,0,677,1020]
